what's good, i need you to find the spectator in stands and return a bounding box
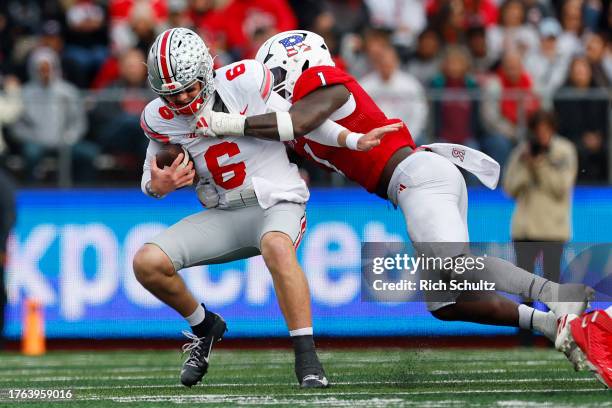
[187,0,226,60]
[0,75,22,159]
[431,46,481,148]
[427,0,500,38]
[406,27,443,85]
[524,18,570,109]
[62,0,109,88]
[428,0,469,44]
[557,0,585,58]
[287,0,329,32]
[0,166,16,350]
[341,28,391,79]
[504,110,577,268]
[39,20,64,56]
[585,32,611,87]
[466,24,494,79]
[361,42,428,142]
[324,0,370,35]
[364,0,426,55]
[462,0,499,27]
[503,110,577,331]
[523,0,553,26]
[91,48,154,164]
[111,0,160,56]
[165,0,191,30]
[554,56,609,183]
[582,0,604,32]
[481,50,540,168]
[10,47,98,182]
[486,0,539,61]
[215,0,297,60]
[95,2,160,89]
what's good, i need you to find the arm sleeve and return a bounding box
[304,120,346,147]
[265,90,347,145]
[503,146,531,198]
[141,139,163,196]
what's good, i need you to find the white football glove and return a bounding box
[193,110,218,138]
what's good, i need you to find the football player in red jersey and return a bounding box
[197,30,595,370]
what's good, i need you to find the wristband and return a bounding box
[145,180,165,199]
[345,132,364,150]
[276,112,295,141]
[210,111,246,136]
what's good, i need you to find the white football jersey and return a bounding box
[140,59,309,209]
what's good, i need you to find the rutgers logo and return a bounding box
[278,35,311,57]
[452,148,466,162]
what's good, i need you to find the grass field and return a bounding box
[0,348,609,407]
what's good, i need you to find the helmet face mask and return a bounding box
[256,30,334,102]
[147,28,215,115]
[161,79,206,115]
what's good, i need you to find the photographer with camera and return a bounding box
[503,110,577,329]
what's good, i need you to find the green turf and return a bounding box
[0,348,608,407]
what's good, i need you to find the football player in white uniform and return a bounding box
[133,27,328,388]
[133,28,397,388]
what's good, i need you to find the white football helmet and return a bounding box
[255,30,335,101]
[147,27,215,115]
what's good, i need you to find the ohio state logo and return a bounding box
[452,148,466,162]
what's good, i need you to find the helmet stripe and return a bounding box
[159,30,173,84]
[260,65,273,101]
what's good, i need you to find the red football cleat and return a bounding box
[570,308,612,389]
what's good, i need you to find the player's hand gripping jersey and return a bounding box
[288,66,417,193]
[140,59,309,209]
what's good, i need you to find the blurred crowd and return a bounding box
[0,0,610,186]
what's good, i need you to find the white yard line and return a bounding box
[2,377,597,388]
[72,388,607,403]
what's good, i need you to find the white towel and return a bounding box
[420,143,500,189]
[251,176,310,209]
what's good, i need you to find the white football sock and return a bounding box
[185,304,205,326]
[289,327,313,337]
[518,304,557,341]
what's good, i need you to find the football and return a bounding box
[156,144,191,169]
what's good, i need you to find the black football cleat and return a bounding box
[295,350,329,388]
[180,312,227,387]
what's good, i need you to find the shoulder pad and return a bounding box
[293,66,352,102]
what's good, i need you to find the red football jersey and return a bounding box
[288,66,416,193]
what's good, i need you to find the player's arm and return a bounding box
[207,87,401,150]
[244,85,350,139]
